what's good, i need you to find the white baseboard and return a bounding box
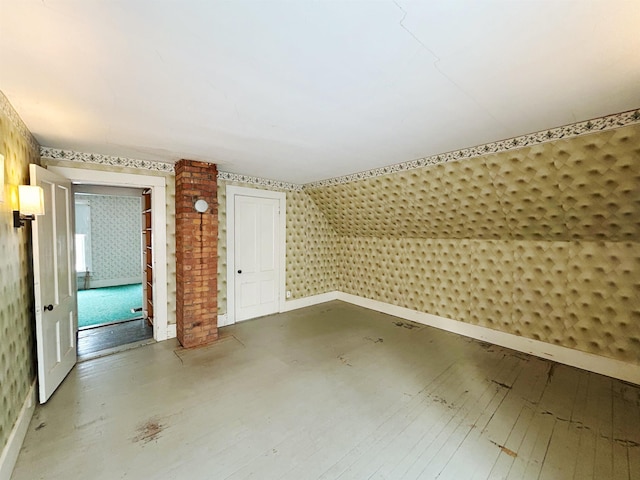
[166,323,176,339]
[334,292,640,385]
[282,291,339,312]
[218,292,338,327]
[0,382,36,480]
[218,314,231,328]
[86,277,143,289]
[218,290,639,384]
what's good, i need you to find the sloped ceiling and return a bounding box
[306,124,640,241]
[1,1,639,183]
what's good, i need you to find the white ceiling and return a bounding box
[1,1,639,184]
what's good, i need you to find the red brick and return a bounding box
[175,159,218,348]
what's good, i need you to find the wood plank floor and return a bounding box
[77,318,153,357]
[12,301,640,479]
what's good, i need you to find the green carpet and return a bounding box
[78,284,143,328]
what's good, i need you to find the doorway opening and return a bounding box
[73,184,153,358]
[48,165,169,344]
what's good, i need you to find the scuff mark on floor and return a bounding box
[133,418,165,445]
[430,394,456,409]
[491,440,518,457]
[173,349,184,365]
[75,416,105,430]
[546,363,557,384]
[614,438,640,448]
[338,355,352,367]
[35,422,46,431]
[364,336,384,343]
[492,380,513,390]
[512,352,531,362]
[393,321,419,330]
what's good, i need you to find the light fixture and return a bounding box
[194,199,208,213]
[13,185,45,228]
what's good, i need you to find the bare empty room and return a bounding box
[1,2,639,479]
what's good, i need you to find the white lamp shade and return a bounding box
[19,185,45,215]
[194,199,208,213]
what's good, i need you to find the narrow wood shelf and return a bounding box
[142,190,154,323]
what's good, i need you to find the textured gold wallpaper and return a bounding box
[311,124,640,365]
[286,189,339,299]
[40,158,177,326]
[217,180,338,316]
[336,237,639,362]
[307,125,640,242]
[0,93,40,451]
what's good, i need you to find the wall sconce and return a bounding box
[13,185,45,228]
[194,199,208,213]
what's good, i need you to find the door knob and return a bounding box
[237,270,242,274]
[44,304,54,311]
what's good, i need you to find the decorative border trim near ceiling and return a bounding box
[304,108,640,189]
[0,91,40,153]
[38,107,640,190]
[40,147,175,173]
[38,146,304,190]
[217,171,303,191]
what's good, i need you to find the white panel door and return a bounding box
[31,165,77,403]
[234,195,280,322]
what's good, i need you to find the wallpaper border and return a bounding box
[38,147,303,190]
[305,108,640,188]
[38,107,640,189]
[0,91,40,153]
[40,147,175,173]
[217,171,303,191]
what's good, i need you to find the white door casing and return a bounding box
[226,186,286,324]
[30,164,77,403]
[47,166,169,341]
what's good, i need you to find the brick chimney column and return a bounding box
[175,160,218,348]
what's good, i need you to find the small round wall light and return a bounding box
[194,199,209,213]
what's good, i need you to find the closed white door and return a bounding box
[30,165,77,403]
[234,195,280,322]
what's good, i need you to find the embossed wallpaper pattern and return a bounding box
[78,194,142,287]
[311,124,640,365]
[0,92,39,452]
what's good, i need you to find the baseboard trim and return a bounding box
[0,381,36,480]
[218,314,231,328]
[166,323,176,339]
[218,292,338,328]
[219,290,639,384]
[85,277,143,289]
[282,291,340,312]
[333,292,640,385]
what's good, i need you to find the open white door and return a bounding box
[30,164,77,403]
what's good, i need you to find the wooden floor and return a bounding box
[77,318,153,358]
[12,301,640,479]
